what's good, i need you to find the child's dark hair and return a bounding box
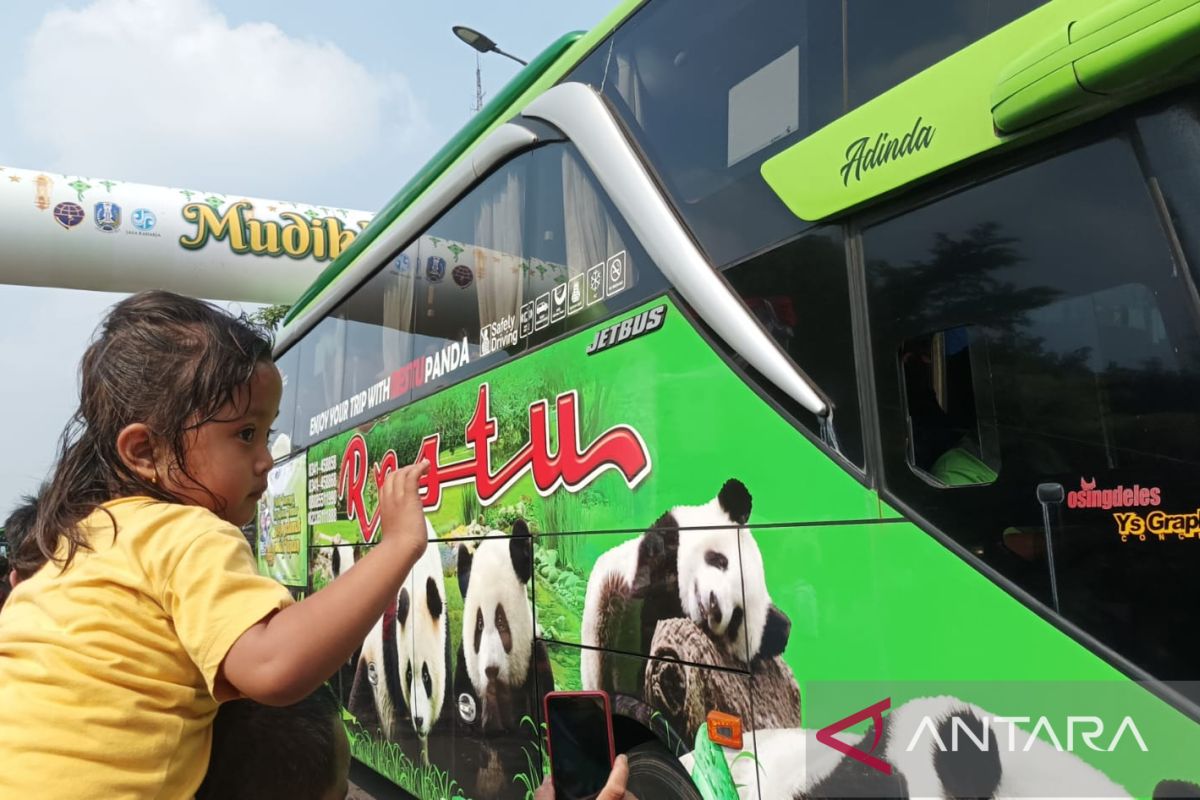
[5,490,43,581]
[196,685,344,800]
[18,291,273,576]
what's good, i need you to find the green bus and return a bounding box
[257,0,1200,796]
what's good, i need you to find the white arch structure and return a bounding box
[0,164,373,305]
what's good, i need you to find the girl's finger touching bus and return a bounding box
[378,459,431,558]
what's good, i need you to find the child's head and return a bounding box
[31,290,278,571]
[4,491,42,584]
[196,685,350,800]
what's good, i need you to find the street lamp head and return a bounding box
[451,25,527,66]
[452,25,497,54]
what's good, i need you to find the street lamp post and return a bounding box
[452,25,528,66]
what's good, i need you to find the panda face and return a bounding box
[677,527,743,644]
[670,484,758,656]
[458,532,534,702]
[671,480,782,664]
[396,536,447,740]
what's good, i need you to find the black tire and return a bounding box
[624,740,704,800]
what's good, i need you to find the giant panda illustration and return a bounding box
[452,522,555,797]
[581,479,791,692]
[347,609,400,739]
[346,524,451,755]
[396,534,450,759]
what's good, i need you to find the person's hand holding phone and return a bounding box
[534,754,638,800]
[544,691,618,799]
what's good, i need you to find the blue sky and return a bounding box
[0,0,617,514]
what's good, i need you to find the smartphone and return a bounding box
[544,690,616,800]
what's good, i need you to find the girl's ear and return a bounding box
[116,423,160,483]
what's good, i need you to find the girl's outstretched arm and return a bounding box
[219,460,430,706]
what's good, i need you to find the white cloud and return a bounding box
[14,0,429,201]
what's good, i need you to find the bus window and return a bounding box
[270,346,299,458]
[1135,90,1200,297]
[846,0,1046,111]
[567,0,842,267]
[864,128,1200,690]
[721,227,864,467]
[284,142,668,441]
[567,0,1047,269]
[337,248,418,415]
[412,143,665,399]
[900,326,999,487]
[289,246,419,449]
[294,314,346,449]
[520,146,665,351]
[409,156,531,400]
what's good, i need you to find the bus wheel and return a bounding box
[624,740,703,800]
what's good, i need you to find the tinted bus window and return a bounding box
[292,252,418,449]
[270,346,299,457]
[864,131,1200,690]
[723,227,863,466]
[289,142,668,437]
[1136,90,1200,296]
[519,145,665,350]
[568,0,842,267]
[412,143,665,398]
[409,158,528,400]
[294,314,346,448]
[338,250,418,416]
[846,0,1046,110]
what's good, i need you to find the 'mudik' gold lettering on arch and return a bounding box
[179,201,369,261]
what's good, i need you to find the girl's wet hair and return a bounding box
[16,290,274,576]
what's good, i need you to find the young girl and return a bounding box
[0,290,430,798]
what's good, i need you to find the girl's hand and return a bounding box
[222,462,432,707]
[378,459,431,559]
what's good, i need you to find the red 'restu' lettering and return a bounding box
[335,383,652,530]
[338,434,372,541]
[529,392,649,492]
[390,356,426,398]
[337,434,400,543]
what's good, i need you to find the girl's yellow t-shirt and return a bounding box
[0,497,294,799]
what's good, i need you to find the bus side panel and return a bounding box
[301,296,1200,796]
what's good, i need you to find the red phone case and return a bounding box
[543,690,616,790]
